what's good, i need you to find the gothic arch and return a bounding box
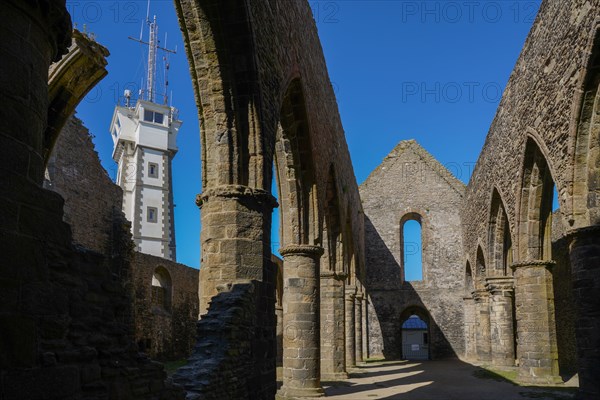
[274,78,319,246]
[572,26,600,227]
[465,260,474,295]
[322,164,343,273]
[174,0,264,189]
[489,188,513,276]
[517,137,556,261]
[475,245,487,284]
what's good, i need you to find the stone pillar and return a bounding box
[567,226,600,400]
[320,271,347,380]
[345,286,357,368]
[362,294,369,360]
[511,261,561,384]
[276,303,284,367]
[485,277,515,367]
[463,296,477,361]
[472,289,492,363]
[0,0,71,186]
[277,245,324,399]
[197,185,277,315]
[355,292,364,363]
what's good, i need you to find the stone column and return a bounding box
[511,261,561,384]
[345,286,357,368]
[276,303,284,367]
[277,245,324,399]
[362,294,369,360]
[320,271,347,381]
[567,226,600,400]
[355,292,364,363]
[0,0,71,186]
[485,277,515,367]
[197,185,277,314]
[463,296,477,361]
[472,289,492,363]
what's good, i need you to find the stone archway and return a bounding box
[399,306,431,360]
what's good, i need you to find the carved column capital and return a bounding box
[279,244,324,258]
[485,276,515,295]
[510,259,556,271]
[335,271,348,281]
[196,184,278,210]
[345,285,357,299]
[320,270,335,278]
[472,288,490,302]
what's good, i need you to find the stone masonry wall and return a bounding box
[462,0,599,265]
[173,282,272,400]
[361,140,465,360]
[0,1,183,398]
[45,114,122,254]
[46,114,200,363]
[131,252,199,361]
[460,0,598,379]
[551,211,578,377]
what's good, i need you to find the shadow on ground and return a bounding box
[278,359,578,400]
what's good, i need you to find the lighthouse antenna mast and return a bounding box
[127,1,176,104]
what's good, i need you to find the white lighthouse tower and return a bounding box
[109,14,181,261]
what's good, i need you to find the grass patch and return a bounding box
[163,359,188,376]
[473,367,518,384]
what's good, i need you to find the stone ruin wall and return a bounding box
[176,0,365,258]
[360,140,466,360]
[46,113,201,363]
[45,115,122,254]
[462,0,599,263]
[131,252,199,361]
[460,0,598,376]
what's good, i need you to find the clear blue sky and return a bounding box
[72,1,540,269]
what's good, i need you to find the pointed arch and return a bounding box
[476,246,487,283]
[465,260,474,295]
[572,27,600,227]
[274,79,319,246]
[517,137,556,261]
[323,165,343,273]
[174,0,263,189]
[489,188,513,276]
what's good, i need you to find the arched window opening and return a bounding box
[489,190,513,276]
[476,246,486,283]
[400,308,430,360]
[401,216,423,282]
[503,219,513,275]
[465,261,474,295]
[152,267,172,312]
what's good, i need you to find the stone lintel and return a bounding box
[510,259,556,271]
[485,276,514,294]
[279,244,324,258]
[196,184,278,209]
